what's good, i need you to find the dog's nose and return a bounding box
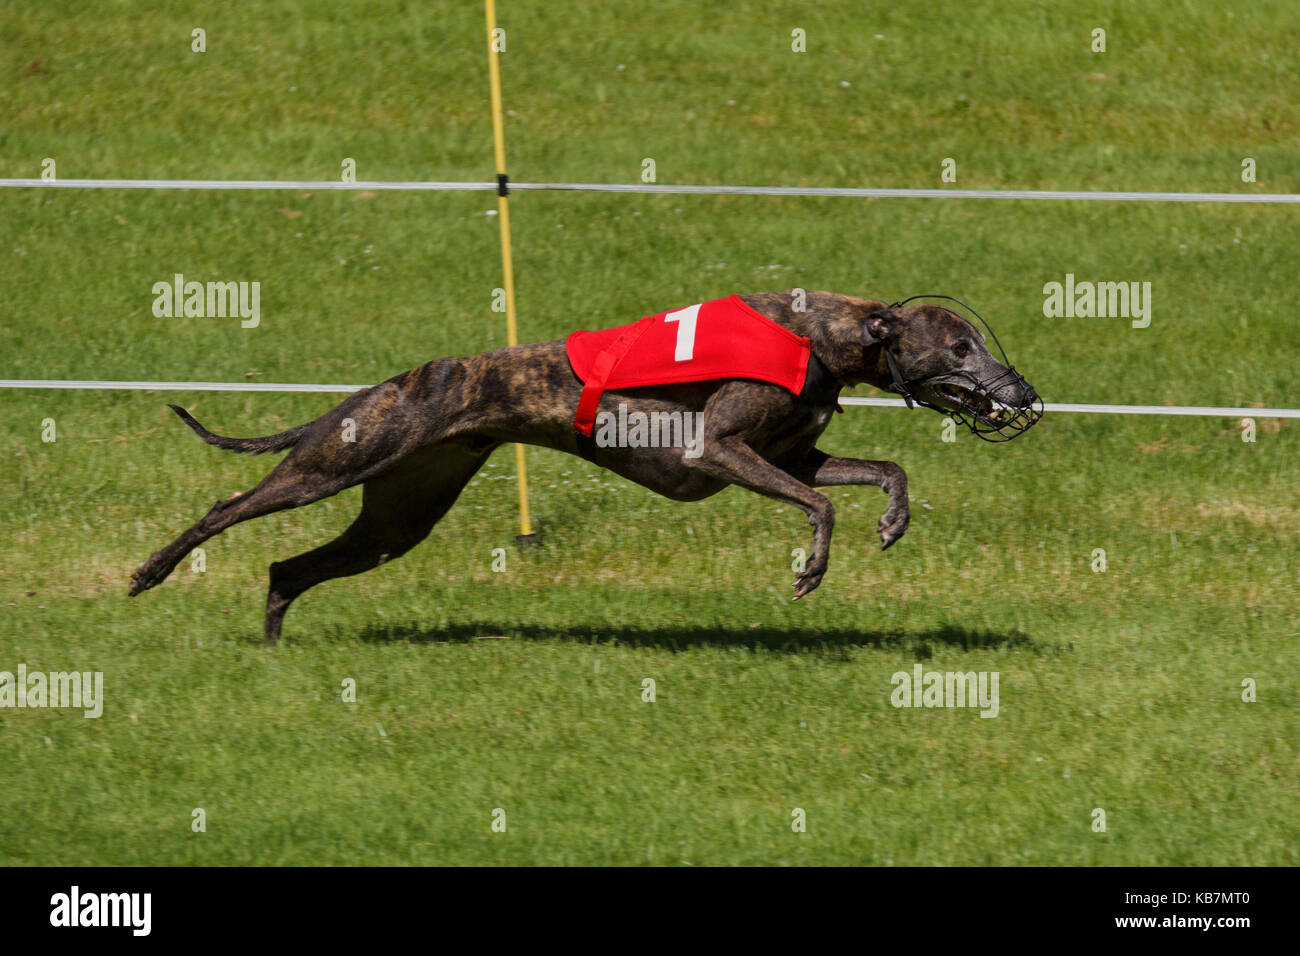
[1021,383,1039,407]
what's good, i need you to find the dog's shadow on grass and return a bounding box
[352,620,1043,656]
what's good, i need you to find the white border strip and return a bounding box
[838,396,1300,418]
[0,379,362,393]
[0,380,1294,417]
[520,183,1300,204]
[2,178,1299,203]
[0,178,493,192]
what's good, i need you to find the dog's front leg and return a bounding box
[784,449,910,551]
[685,435,835,599]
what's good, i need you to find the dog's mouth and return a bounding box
[933,380,996,419]
[914,371,1044,441]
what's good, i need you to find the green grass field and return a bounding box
[1,0,1296,865]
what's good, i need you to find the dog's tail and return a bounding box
[167,404,310,455]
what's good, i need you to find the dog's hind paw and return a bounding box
[129,556,168,596]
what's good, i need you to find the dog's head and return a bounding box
[863,298,1043,441]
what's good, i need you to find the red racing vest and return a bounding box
[565,294,812,436]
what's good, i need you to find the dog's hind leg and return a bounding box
[129,459,358,598]
[263,442,495,643]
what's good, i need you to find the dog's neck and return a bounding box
[740,291,899,392]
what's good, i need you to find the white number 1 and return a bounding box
[664,304,700,362]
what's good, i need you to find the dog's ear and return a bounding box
[862,308,901,346]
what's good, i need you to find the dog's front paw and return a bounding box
[878,503,910,551]
[791,558,828,601]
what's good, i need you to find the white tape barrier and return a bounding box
[0,178,491,192]
[2,178,1299,203]
[0,379,1294,418]
[0,379,361,393]
[838,396,1300,418]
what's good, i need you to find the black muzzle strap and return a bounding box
[883,348,914,409]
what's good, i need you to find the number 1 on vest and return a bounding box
[664,304,701,362]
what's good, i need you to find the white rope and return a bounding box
[518,183,1300,204]
[2,178,1298,203]
[0,379,361,393]
[1,379,1294,417]
[0,178,493,192]
[837,397,1300,418]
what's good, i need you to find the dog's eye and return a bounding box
[954,342,970,358]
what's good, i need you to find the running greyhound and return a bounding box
[129,291,1042,641]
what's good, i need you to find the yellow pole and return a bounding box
[485,0,534,540]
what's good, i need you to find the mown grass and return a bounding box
[0,0,1296,865]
